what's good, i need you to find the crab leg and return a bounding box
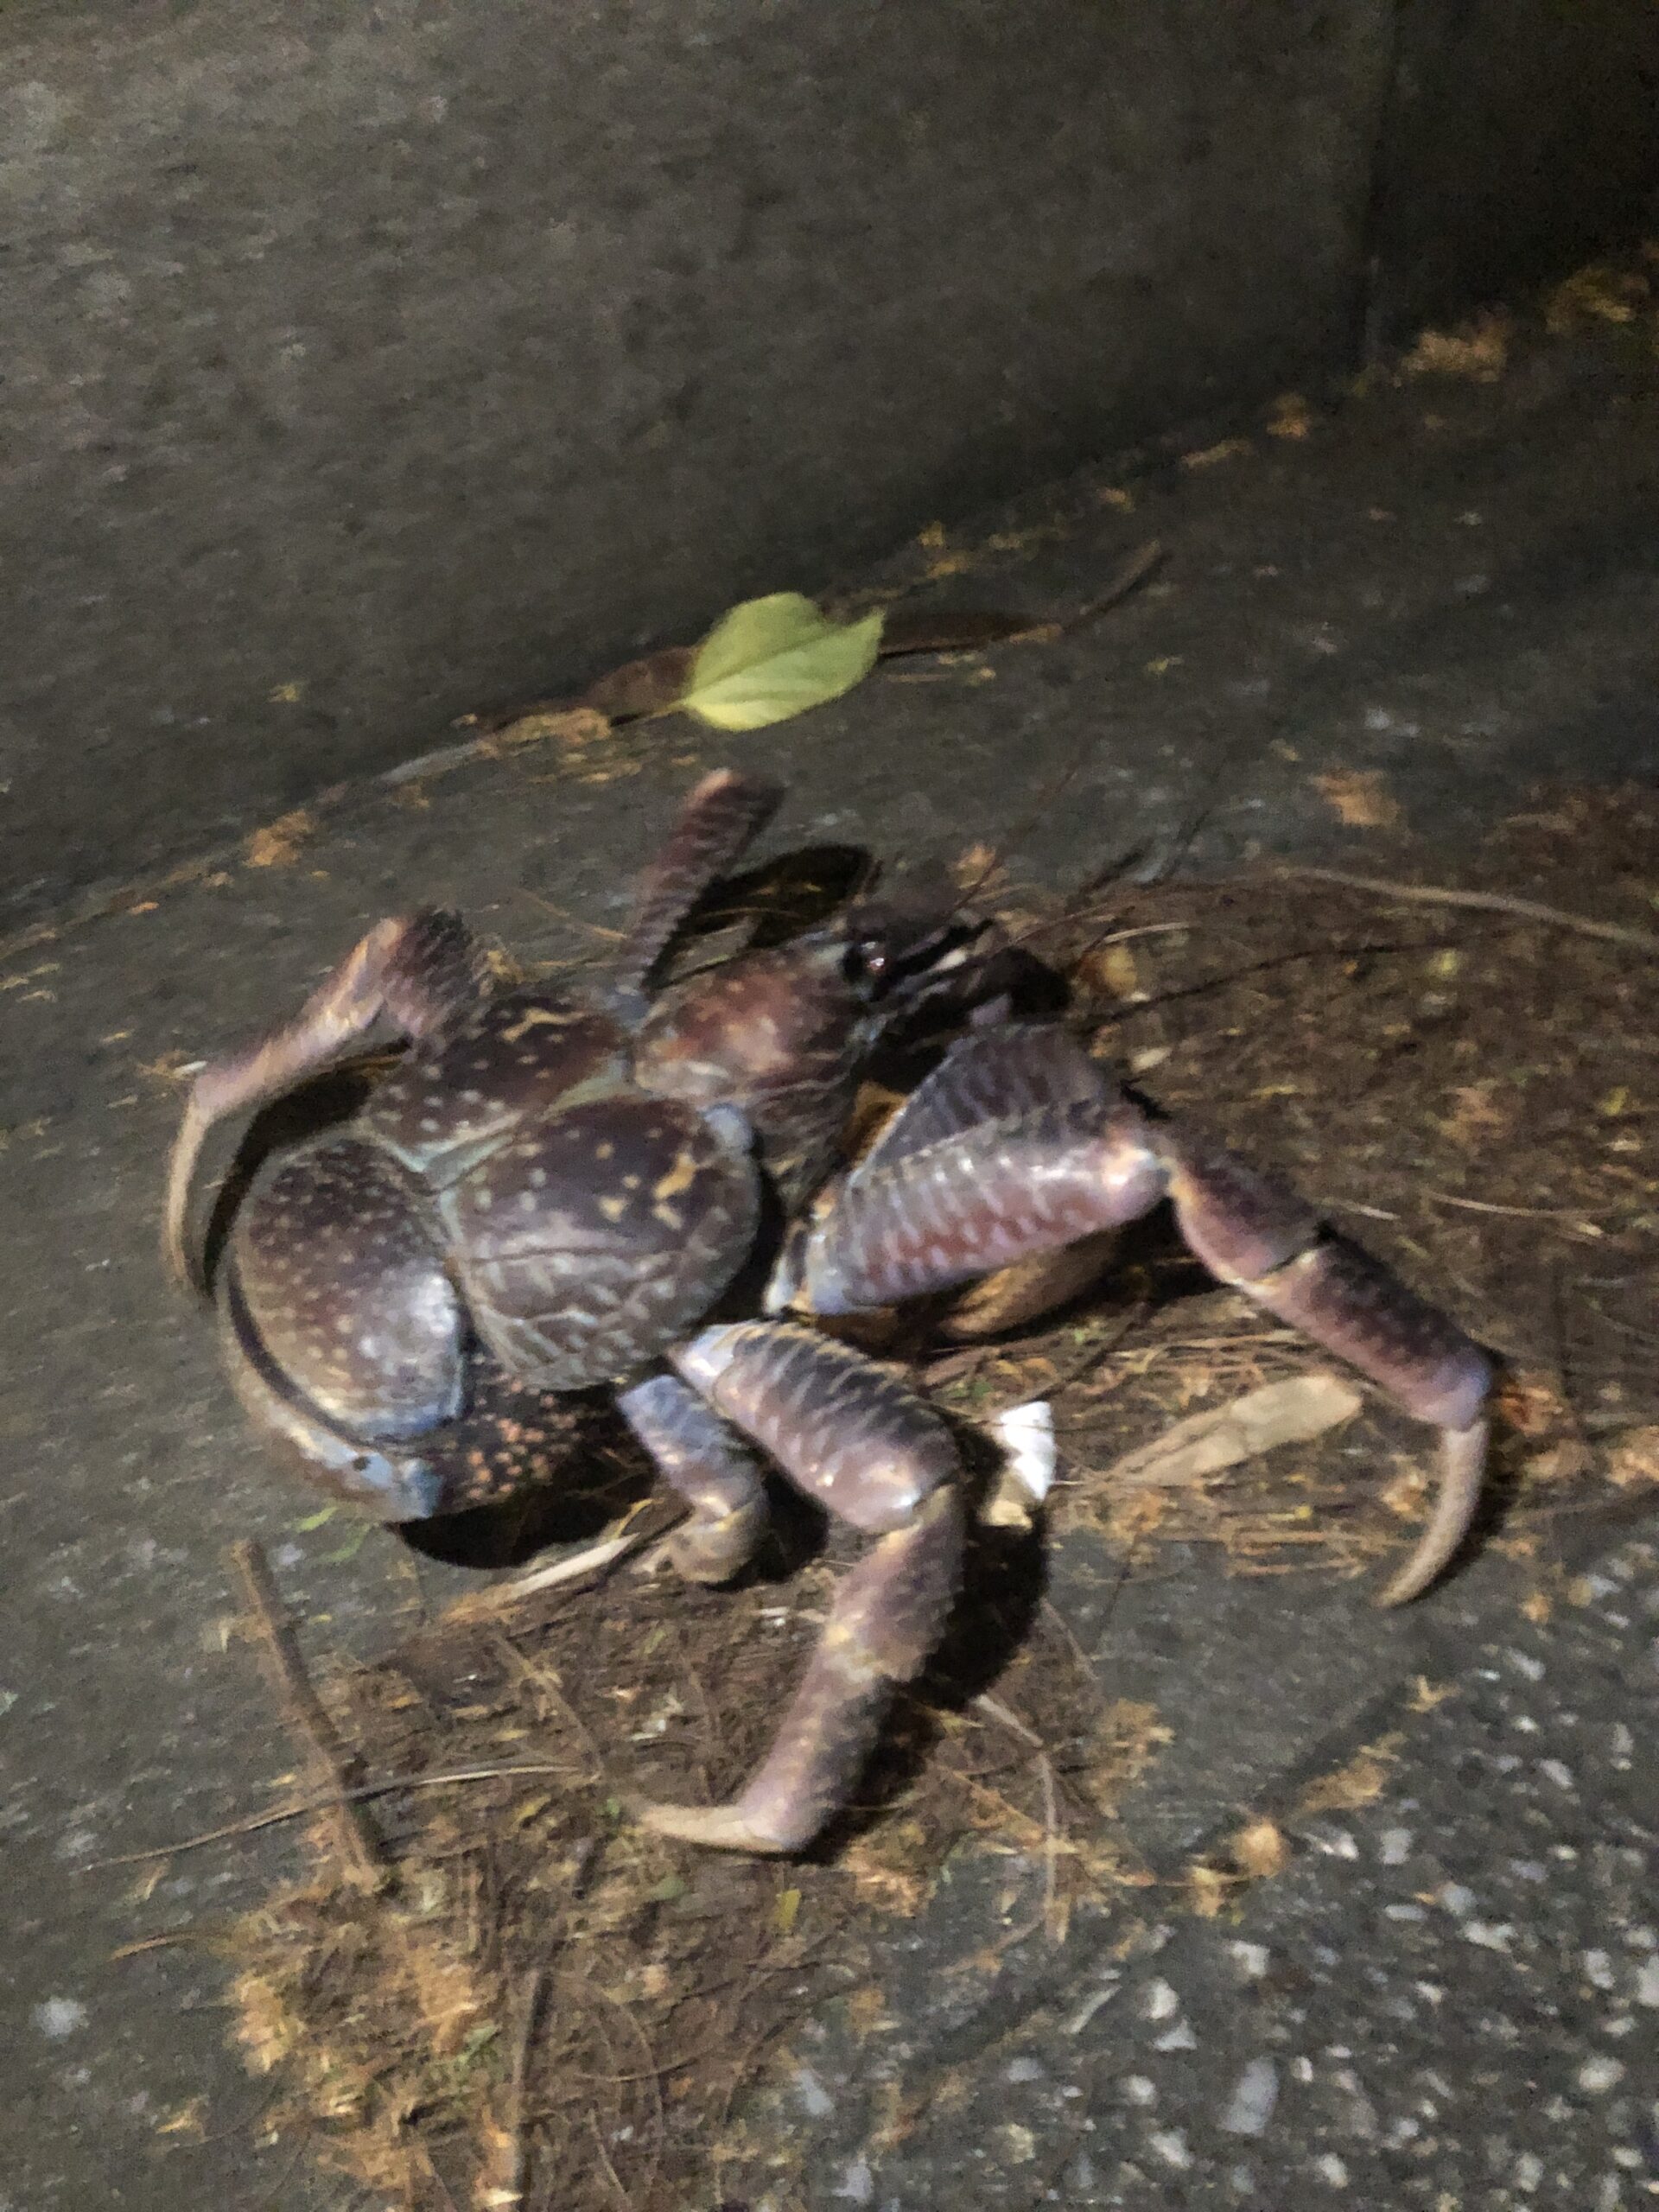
[1158,1132,1491,1605]
[164,910,484,1293]
[789,1034,1491,1605]
[614,768,785,995]
[618,1374,770,1585]
[639,1322,963,1853]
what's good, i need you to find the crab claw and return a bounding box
[163,911,483,1294]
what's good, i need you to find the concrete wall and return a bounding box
[3,0,1655,918]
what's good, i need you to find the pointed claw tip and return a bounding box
[636,1800,798,1855]
[1375,1417,1489,1608]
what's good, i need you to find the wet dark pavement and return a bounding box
[2,288,1657,2208]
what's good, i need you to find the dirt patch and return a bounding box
[188,785,1656,2210]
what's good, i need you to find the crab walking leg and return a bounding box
[614,769,785,996]
[1158,1133,1492,1605]
[617,1374,771,1585]
[639,1323,964,1853]
[794,1100,1491,1605]
[163,910,484,1293]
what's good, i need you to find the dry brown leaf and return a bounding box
[880,608,1038,657]
[1606,1427,1659,1489]
[1408,1678,1456,1713]
[1440,1081,1513,1147]
[582,646,694,721]
[1266,393,1314,441]
[1545,264,1647,334]
[1298,1732,1403,1815]
[1230,1818,1292,1879]
[1313,769,1402,830]
[1185,1863,1241,1917]
[480,706,611,757]
[1400,311,1511,380]
[245,809,315,868]
[1100,1375,1363,1489]
[1078,942,1141,999]
[1180,437,1254,470]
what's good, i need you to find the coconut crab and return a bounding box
[164,772,1491,1854]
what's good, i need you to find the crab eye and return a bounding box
[842,941,887,988]
[351,1454,372,1473]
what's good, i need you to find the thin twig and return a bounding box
[1423,1189,1626,1223]
[229,1539,383,1888]
[974,1693,1044,1749]
[1039,1751,1064,1946]
[1279,863,1659,957]
[506,1965,552,2207]
[588,2104,635,2210]
[442,1514,674,1623]
[1065,538,1167,629]
[91,1764,580,1867]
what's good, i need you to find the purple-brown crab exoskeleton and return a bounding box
[165,772,1493,1853]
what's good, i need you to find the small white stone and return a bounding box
[1150,2130,1192,2170]
[1577,2056,1624,2094]
[1507,1648,1545,1681]
[1378,1827,1413,1866]
[1154,2020,1198,2052]
[1540,1758,1574,1789]
[1464,1921,1515,1952]
[1292,2056,1316,2084]
[1122,2075,1157,2106]
[793,2065,834,2119]
[1001,2124,1037,2164]
[1229,1942,1269,1980]
[1316,2152,1350,2186]
[1636,1957,1659,2007]
[1515,2151,1544,2190]
[35,1999,88,2039]
[1004,2056,1043,2084]
[990,1400,1057,1503]
[1439,1882,1477,1917]
[1584,1950,1616,1991]
[831,2158,874,2203]
[1218,2058,1279,2137]
[1142,1978,1179,2022]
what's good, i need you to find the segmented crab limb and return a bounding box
[617,1374,769,1585]
[790,1100,1167,1315]
[163,910,484,1292]
[790,1072,1491,1603]
[639,1322,964,1852]
[1158,1130,1493,1605]
[615,768,785,995]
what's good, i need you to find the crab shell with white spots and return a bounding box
[218,988,762,1520]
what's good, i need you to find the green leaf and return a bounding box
[647,1873,687,1904]
[294,1505,339,1532]
[321,1521,371,1566]
[680,593,884,732]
